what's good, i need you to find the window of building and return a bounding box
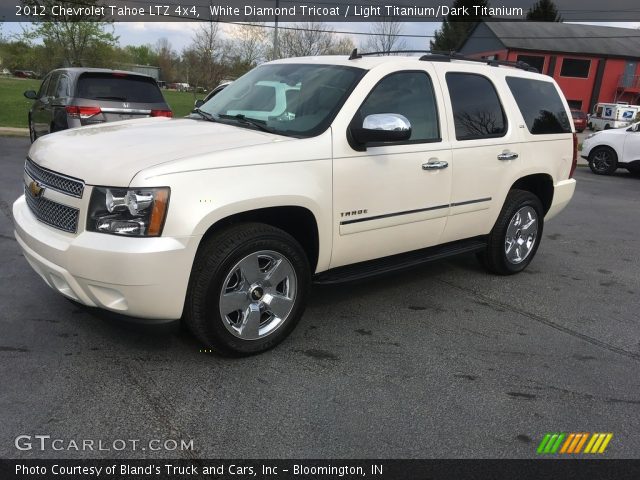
[446,73,507,140]
[560,58,591,78]
[567,100,583,111]
[358,71,440,142]
[506,77,572,134]
[516,55,545,74]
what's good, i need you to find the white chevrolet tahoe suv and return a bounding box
[13,53,577,355]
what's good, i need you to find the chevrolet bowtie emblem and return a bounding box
[28,180,45,198]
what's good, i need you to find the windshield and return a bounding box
[199,63,365,138]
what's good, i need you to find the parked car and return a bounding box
[14,70,37,79]
[582,121,640,175]
[23,68,172,142]
[194,81,231,109]
[571,109,587,132]
[14,53,576,356]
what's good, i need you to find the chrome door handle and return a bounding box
[497,152,519,161]
[422,159,449,170]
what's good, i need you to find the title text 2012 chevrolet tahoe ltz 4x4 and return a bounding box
[14,53,577,355]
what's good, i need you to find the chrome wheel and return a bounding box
[219,250,297,341]
[591,149,614,173]
[504,206,538,264]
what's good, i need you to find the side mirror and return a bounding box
[351,113,412,146]
[194,99,204,108]
[24,90,37,100]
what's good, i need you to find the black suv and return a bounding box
[24,68,172,142]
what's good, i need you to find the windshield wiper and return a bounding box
[217,114,275,134]
[193,108,217,122]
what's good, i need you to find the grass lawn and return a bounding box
[0,76,41,128]
[0,76,200,128]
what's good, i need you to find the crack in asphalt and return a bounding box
[437,277,640,363]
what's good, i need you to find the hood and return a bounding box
[28,117,288,186]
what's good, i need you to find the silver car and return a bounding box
[24,68,172,143]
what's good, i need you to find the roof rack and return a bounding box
[348,48,538,73]
[348,49,432,60]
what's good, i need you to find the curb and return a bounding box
[0,127,29,138]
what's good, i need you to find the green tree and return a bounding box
[124,44,158,66]
[526,0,563,21]
[430,0,490,52]
[22,0,117,67]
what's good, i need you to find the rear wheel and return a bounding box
[184,223,311,356]
[588,146,618,175]
[479,190,543,275]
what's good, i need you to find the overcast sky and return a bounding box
[2,21,639,54]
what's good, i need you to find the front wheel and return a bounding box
[588,146,618,175]
[184,223,311,356]
[479,190,544,275]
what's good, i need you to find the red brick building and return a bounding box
[459,21,640,114]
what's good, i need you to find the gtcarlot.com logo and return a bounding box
[537,432,613,455]
[15,435,194,452]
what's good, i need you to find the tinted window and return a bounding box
[560,58,590,78]
[446,73,507,140]
[517,55,545,74]
[358,71,440,142]
[76,73,165,103]
[45,72,60,97]
[506,77,571,134]
[37,75,50,98]
[56,75,70,98]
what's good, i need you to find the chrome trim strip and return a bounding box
[451,197,492,207]
[340,204,449,225]
[100,108,151,114]
[339,197,492,225]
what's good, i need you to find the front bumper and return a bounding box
[545,179,576,221]
[13,195,200,320]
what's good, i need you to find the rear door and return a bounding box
[74,72,170,124]
[437,68,522,244]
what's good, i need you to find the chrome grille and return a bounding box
[24,157,84,198]
[24,186,79,233]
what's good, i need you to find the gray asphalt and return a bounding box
[0,136,638,460]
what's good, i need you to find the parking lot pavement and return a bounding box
[1,135,638,459]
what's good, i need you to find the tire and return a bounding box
[184,223,311,356]
[29,117,36,143]
[588,146,618,175]
[478,190,544,275]
[587,122,593,131]
[604,124,611,130]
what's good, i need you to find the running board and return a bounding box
[314,238,487,285]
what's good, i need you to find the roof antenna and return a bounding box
[349,48,362,60]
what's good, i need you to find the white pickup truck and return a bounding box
[14,53,577,355]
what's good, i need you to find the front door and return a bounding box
[331,67,452,268]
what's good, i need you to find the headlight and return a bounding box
[87,187,170,236]
[585,133,599,140]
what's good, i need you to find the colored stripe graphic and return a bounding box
[537,433,613,454]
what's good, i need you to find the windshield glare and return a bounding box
[200,63,364,138]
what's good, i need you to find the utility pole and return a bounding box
[273,0,279,59]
